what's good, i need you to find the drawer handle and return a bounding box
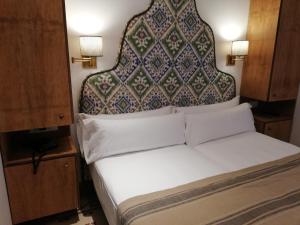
[59,114,65,120]
[267,127,272,131]
[64,163,69,168]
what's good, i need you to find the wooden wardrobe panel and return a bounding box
[246,0,281,41]
[0,0,73,132]
[269,0,300,101]
[242,40,276,101]
[241,0,281,101]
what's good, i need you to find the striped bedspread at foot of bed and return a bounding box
[118,153,300,225]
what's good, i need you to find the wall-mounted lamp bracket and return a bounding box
[226,55,246,66]
[71,56,97,69]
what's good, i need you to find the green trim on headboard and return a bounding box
[79,0,236,114]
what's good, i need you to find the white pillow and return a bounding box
[176,96,240,114]
[185,103,255,147]
[76,106,174,155]
[82,113,185,164]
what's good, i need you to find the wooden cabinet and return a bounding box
[254,114,292,142]
[241,0,300,101]
[2,137,78,224]
[0,1,77,223]
[0,0,73,132]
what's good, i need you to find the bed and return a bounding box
[78,0,300,224]
[88,132,300,225]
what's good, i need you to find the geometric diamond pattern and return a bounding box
[80,0,236,115]
[144,42,172,83]
[128,68,153,98]
[162,27,186,57]
[203,49,218,81]
[188,68,210,97]
[172,86,197,107]
[175,44,200,82]
[87,72,119,97]
[81,85,105,115]
[146,0,174,38]
[161,69,182,98]
[115,41,141,82]
[214,73,234,95]
[178,1,203,41]
[142,86,169,110]
[168,0,188,13]
[192,29,213,58]
[108,86,139,114]
[199,85,222,105]
[128,20,155,56]
[223,81,235,100]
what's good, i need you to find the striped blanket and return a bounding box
[118,153,300,225]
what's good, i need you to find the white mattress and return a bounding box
[90,132,300,225]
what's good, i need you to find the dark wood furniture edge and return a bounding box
[253,113,292,123]
[2,136,77,167]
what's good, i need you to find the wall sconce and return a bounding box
[72,36,103,69]
[227,40,249,66]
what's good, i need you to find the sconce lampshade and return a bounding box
[231,40,249,56]
[80,36,103,57]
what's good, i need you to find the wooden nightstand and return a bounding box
[254,113,293,142]
[1,136,79,224]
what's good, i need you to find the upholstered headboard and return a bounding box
[80,0,236,114]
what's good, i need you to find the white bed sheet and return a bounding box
[90,132,300,225]
[90,144,226,225]
[193,132,300,171]
[92,144,225,205]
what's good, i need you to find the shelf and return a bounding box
[253,113,292,123]
[1,136,77,167]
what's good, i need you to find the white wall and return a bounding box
[0,154,12,225]
[291,86,300,146]
[65,0,250,113]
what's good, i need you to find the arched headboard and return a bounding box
[80,0,236,114]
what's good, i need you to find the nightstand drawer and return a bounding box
[264,120,292,142]
[5,156,78,224]
[253,112,293,142]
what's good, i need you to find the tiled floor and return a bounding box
[20,182,108,225]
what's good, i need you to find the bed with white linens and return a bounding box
[78,102,300,225]
[77,0,300,223]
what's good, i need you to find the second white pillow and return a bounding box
[185,103,255,147]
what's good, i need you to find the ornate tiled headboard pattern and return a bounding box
[80,0,236,114]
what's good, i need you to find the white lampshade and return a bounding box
[80,36,103,57]
[231,40,249,56]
